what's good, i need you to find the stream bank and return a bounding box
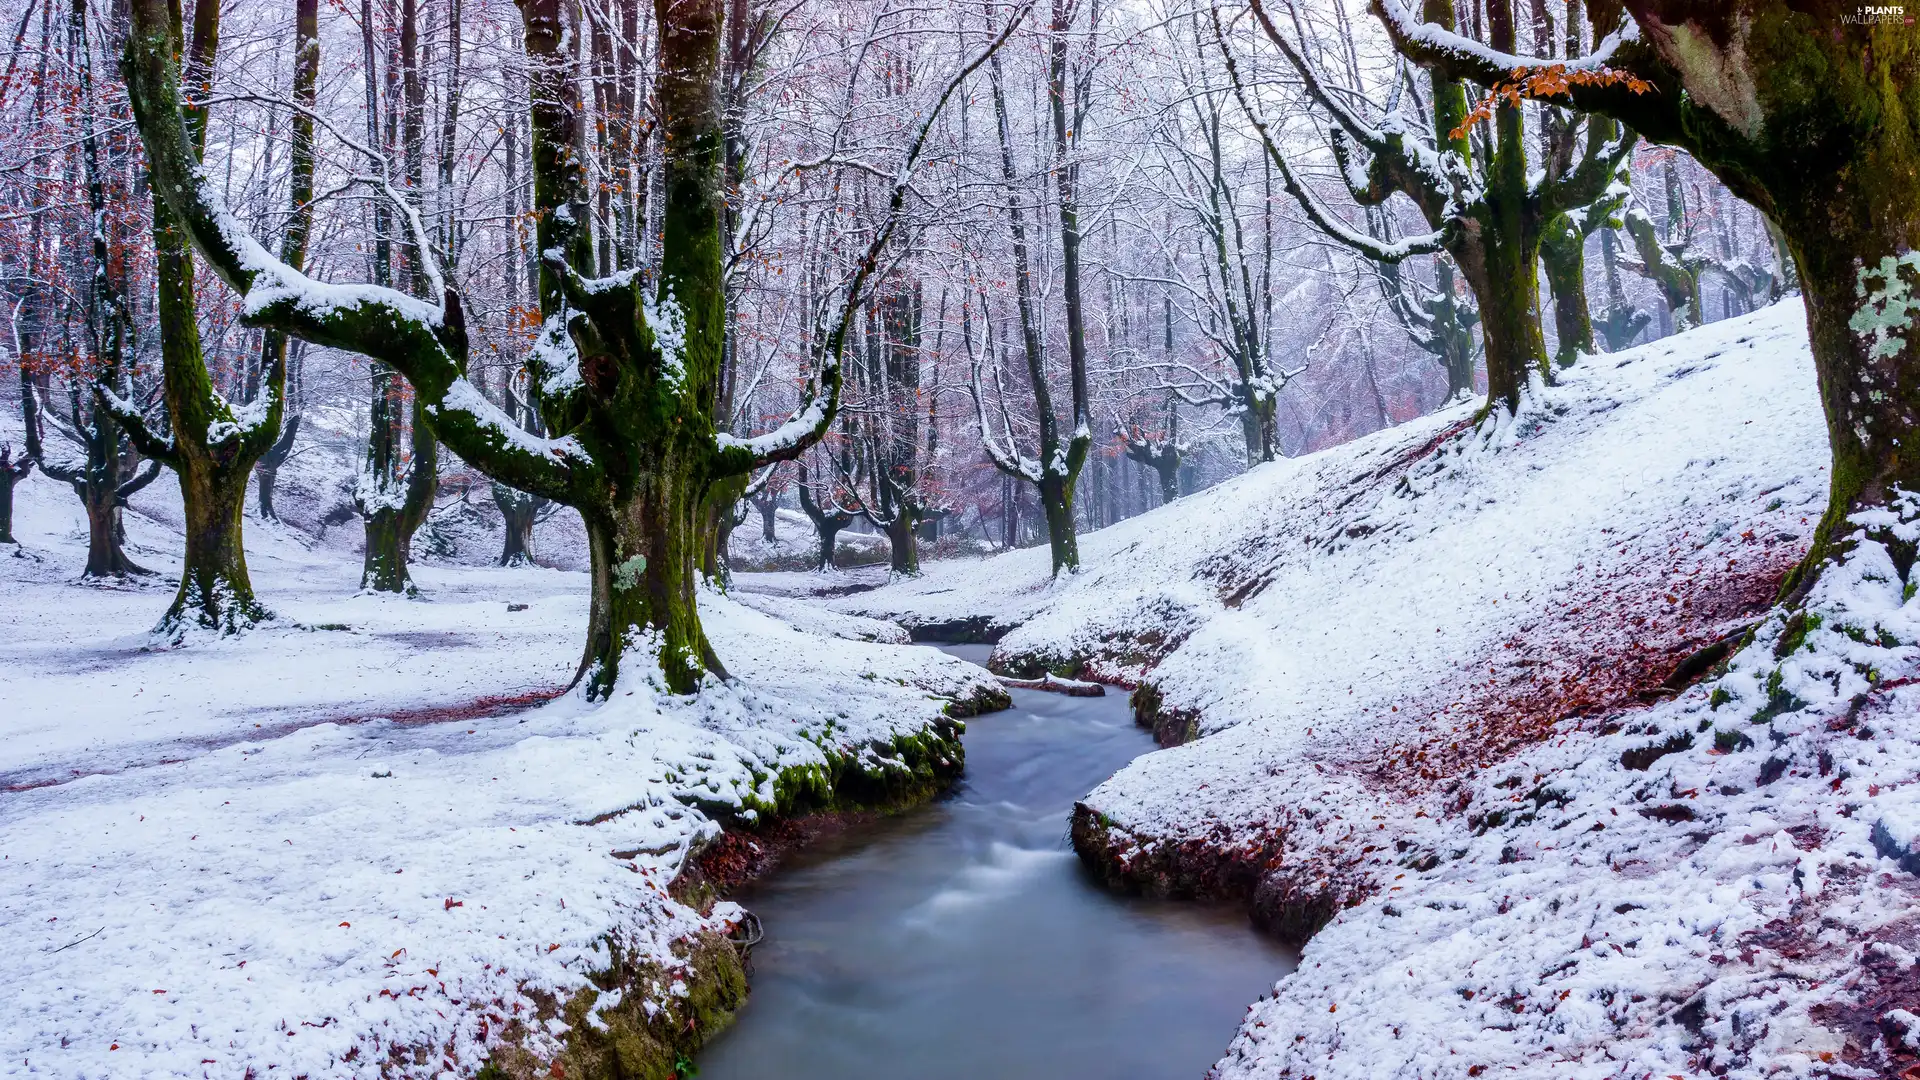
[694,645,1295,1079]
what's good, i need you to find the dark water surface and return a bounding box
[697,645,1295,1080]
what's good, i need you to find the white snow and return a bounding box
[0,462,996,1078]
[839,301,1920,1076]
[12,297,1919,1078]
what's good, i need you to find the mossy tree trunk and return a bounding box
[884,515,919,575]
[699,472,749,586]
[1541,216,1596,364]
[1622,207,1704,331]
[105,0,314,635]
[358,0,438,596]
[358,389,438,594]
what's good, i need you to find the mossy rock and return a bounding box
[481,931,747,1080]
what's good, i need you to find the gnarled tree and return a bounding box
[102,0,311,636]
[1372,0,1920,609]
[122,0,1024,693]
[1216,0,1635,411]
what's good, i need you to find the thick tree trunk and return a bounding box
[1237,403,1276,467]
[759,499,776,542]
[885,514,919,575]
[494,485,540,566]
[815,520,842,571]
[151,201,269,635]
[1541,219,1595,366]
[576,452,721,697]
[164,465,265,635]
[0,462,22,544]
[531,0,733,697]
[1039,473,1079,574]
[360,395,437,594]
[1775,215,1920,598]
[1155,459,1179,504]
[82,476,149,578]
[1461,227,1550,410]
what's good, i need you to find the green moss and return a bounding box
[484,932,748,1080]
[1749,668,1806,724]
[1714,728,1755,753]
[1772,610,1821,658]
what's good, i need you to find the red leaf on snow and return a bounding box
[338,922,350,928]
[444,899,463,910]
[547,943,561,953]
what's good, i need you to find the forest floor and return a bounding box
[0,469,1001,1079]
[782,300,1920,1079]
[8,298,1918,1080]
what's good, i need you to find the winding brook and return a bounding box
[699,646,1296,1079]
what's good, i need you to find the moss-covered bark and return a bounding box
[359,393,438,595]
[884,515,920,575]
[1540,217,1595,364]
[104,0,313,635]
[1623,207,1704,330]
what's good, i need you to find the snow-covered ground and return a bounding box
[726,508,889,572]
[0,464,999,1078]
[833,301,1920,1077]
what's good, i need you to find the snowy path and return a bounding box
[0,471,583,788]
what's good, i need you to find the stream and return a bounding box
[698,645,1296,1079]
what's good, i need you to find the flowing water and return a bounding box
[698,645,1295,1079]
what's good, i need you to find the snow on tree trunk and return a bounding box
[494,484,541,567]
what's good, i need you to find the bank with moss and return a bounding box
[477,680,1009,1080]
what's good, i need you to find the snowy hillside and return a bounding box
[0,469,1003,1078]
[833,302,1920,1077]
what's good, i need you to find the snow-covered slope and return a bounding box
[845,302,1920,1076]
[0,465,1002,1079]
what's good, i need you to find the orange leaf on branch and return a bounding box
[1449,64,1654,141]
